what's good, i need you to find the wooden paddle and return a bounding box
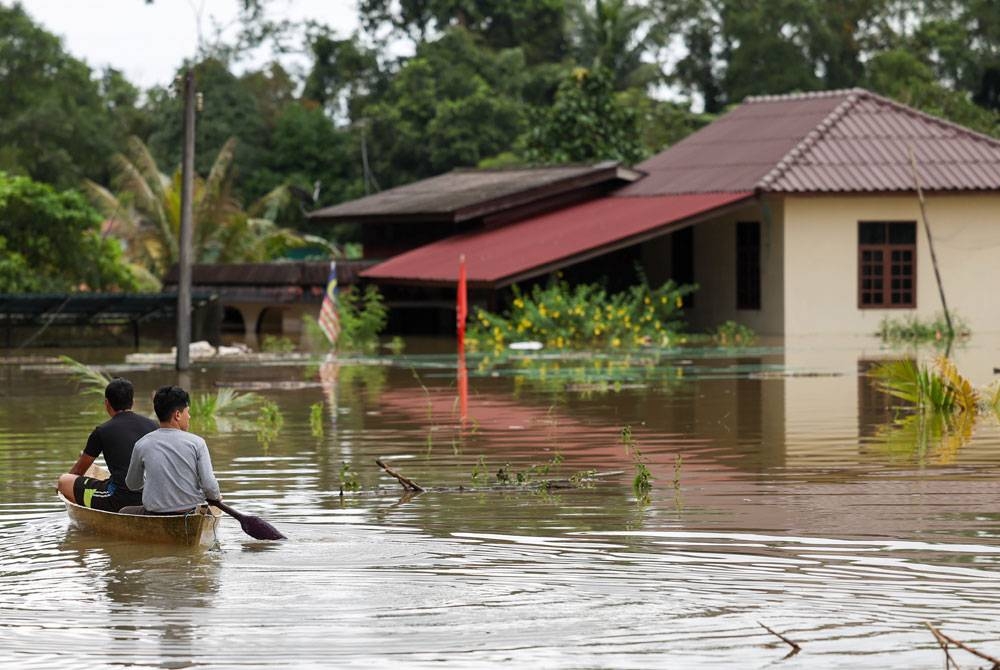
[207,499,286,540]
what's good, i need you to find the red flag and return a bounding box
[456,254,467,349]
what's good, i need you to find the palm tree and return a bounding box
[84,136,334,286]
[566,0,663,91]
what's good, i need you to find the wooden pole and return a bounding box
[908,145,954,342]
[176,69,196,371]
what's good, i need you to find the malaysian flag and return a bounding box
[318,261,340,346]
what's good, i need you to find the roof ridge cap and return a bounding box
[744,87,865,103]
[860,90,1000,149]
[756,90,865,190]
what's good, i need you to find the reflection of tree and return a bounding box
[873,411,975,465]
[474,351,688,400]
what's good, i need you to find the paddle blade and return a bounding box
[239,514,286,540]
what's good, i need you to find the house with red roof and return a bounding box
[315,88,1000,336]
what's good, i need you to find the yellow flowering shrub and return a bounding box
[466,277,696,351]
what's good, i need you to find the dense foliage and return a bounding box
[467,277,696,351]
[0,173,136,292]
[6,1,1000,292]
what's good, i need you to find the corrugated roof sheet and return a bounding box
[618,88,1000,195]
[361,192,753,287]
[618,91,850,195]
[308,161,639,223]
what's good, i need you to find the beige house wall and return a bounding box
[681,199,785,335]
[783,193,1000,335]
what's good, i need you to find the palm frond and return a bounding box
[125,135,169,204]
[935,355,978,415]
[59,355,111,397]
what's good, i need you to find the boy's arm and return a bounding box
[125,445,145,491]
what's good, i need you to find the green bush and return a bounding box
[712,320,757,347]
[467,277,696,351]
[877,314,969,343]
[302,285,389,354]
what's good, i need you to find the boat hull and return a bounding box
[60,494,222,547]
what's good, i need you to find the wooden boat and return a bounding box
[59,463,223,546]
[60,494,222,547]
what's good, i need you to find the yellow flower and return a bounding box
[611,337,621,348]
[514,298,524,309]
[539,304,547,316]
[676,296,683,309]
[644,297,650,305]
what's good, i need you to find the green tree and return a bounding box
[524,68,644,164]
[358,0,567,63]
[0,5,124,187]
[146,59,269,199]
[865,49,1000,137]
[358,28,534,186]
[0,173,136,292]
[567,0,663,91]
[84,137,323,282]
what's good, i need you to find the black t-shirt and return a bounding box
[84,411,159,488]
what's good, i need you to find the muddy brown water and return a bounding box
[2,338,1000,668]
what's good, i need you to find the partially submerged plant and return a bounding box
[59,355,112,398]
[877,313,970,344]
[712,320,757,347]
[339,461,360,492]
[621,425,652,503]
[869,355,991,462]
[869,357,978,415]
[309,401,324,438]
[255,400,284,447]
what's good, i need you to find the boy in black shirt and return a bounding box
[56,377,158,511]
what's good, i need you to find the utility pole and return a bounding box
[176,69,196,371]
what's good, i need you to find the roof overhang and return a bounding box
[360,191,755,288]
[307,162,644,225]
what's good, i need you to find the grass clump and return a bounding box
[466,276,696,352]
[255,400,284,447]
[309,401,324,438]
[712,320,756,347]
[620,425,652,504]
[339,461,360,492]
[877,314,969,344]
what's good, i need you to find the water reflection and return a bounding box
[4,340,1000,668]
[59,528,222,667]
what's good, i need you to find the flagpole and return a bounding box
[457,254,467,351]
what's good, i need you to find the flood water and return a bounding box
[3,336,1000,668]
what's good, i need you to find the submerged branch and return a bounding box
[926,622,1000,669]
[376,458,424,492]
[369,460,622,496]
[758,621,801,656]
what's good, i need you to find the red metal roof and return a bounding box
[618,88,1000,195]
[361,192,753,287]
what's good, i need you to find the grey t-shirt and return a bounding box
[125,427,221,512]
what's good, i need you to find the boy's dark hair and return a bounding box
[153,385,190,422]
[104,378,134,412]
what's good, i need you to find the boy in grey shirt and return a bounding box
[125,385,221,513]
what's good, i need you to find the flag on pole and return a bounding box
[456,254,467,349]
[319,261,340,346]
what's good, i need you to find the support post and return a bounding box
[176,69,196,371]
[908,145,954,342]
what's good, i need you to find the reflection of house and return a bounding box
[317,88,1000,335]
